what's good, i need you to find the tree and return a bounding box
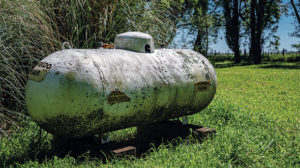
[291,0,300,24]
[223,0,241,63]
[290,0,300,49]
[248,0,281,64]
[291,43,300,51]
[192,0,210,55]
[174,0,222,56]
[267,35,280,52]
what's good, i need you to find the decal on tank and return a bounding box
[194,80,211,92]
[107,90,131,105]
[28,62,52,82]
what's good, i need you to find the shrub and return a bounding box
[0,0,61,132]
[207,54,234,62]
[286,55,300,62]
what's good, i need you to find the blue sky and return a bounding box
[172,1,299,53]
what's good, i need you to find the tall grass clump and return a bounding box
[0,0,61,134]
[39,0,179,48]
[0,0,180,135]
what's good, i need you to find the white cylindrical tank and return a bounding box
[25,33,217,139]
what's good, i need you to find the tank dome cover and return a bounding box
[114,32,155,53]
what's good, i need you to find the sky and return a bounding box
[172,2,299,53]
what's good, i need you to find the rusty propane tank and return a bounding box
[25,32,217,139]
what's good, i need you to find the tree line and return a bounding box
[163,0,299,64]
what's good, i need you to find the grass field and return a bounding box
[1,62,299,167]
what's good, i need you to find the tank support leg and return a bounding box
[101,133,110,144]
[182,116,188,125]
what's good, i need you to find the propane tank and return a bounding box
[25,32,217,139]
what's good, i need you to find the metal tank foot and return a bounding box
[182,116,188,125]
[101,133,110,144]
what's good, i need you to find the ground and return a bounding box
[0,62,299,167]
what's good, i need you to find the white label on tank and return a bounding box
[28,62,52,82]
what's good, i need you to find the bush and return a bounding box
[270,55,285,62]
[0,0,61,130]
[207,54,234,62]
[286,55,300,62]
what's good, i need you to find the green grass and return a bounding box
[1,62,299,167]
